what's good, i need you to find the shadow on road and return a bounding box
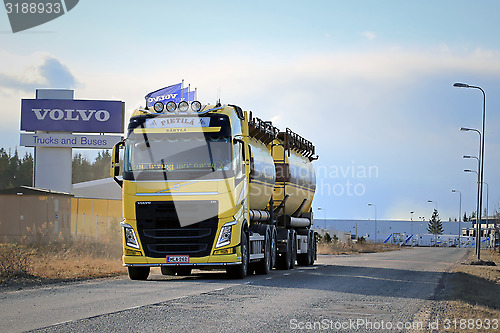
[145,263,449,302]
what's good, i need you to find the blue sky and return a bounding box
[1,0,499,220]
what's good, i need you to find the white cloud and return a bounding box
[0,52,77,93]
[361,30,377,41]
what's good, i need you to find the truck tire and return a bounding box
[270,226,277,269]
[307,231,315,265]
[313,231,317,263]
[128,266,150,280]
[276,230,291,270]
[255,228,271,275]
[161,266,177,275]
[298,230,314,266]
[289,229,297,269]
[227,230,249,279]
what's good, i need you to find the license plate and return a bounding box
[166,255,189,263]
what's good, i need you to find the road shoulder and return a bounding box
[413,249,500,332]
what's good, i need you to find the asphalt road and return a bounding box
[0,247,467,332]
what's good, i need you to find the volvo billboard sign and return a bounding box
[21,99,124,133]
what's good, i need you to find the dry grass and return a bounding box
[415,249,500,332]
[443,250,500,316]
[0,239,126,287]
[317,241,400,255]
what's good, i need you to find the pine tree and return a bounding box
[0,148,10,189]
[463,212,468,222]
[427,209,444,246]
[92,150,111,180]
[17,152,33,187]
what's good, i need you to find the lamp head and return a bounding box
[453,82,470,88]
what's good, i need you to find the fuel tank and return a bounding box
[272,130,316,217]
[247,114,317,218]
[248,137,276,210]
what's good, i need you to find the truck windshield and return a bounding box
[124,134,232,176]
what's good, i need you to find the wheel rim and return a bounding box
[265,232,271,270]
[271,230,277,268]
[242,237,248,275]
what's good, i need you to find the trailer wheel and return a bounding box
[276,230,291,270]
[312,231,317,263]
[307,231,315,265]
[289,229,297,269]
[227,230,249,279]
[255,227,271,275]
[270,226,277,269]
[128,266,150,280]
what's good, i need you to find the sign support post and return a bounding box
[34,89,74,193]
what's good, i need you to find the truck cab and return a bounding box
[112,100,317,280]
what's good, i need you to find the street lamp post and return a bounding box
[464,168,481,255]
[452,189,462,248]
[455,82,486,260]
[410,211,414,236]
[462,129,482,255]
[368,203,377,243]
[483,182,489,224]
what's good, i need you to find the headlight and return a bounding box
[122,223,140,249]
[216,221,237,248]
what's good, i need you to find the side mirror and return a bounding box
[233,137,246,160]
[110,140,125,187]
[233,138,244,145]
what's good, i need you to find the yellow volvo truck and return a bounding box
[111,100,318,280]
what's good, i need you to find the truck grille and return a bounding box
[135,200,218,258]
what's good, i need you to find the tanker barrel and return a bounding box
[249,209,272,222]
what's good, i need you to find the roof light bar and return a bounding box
[150,101,205,114]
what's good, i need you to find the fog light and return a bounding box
[213,248,235,255]
[124,248,142,256]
